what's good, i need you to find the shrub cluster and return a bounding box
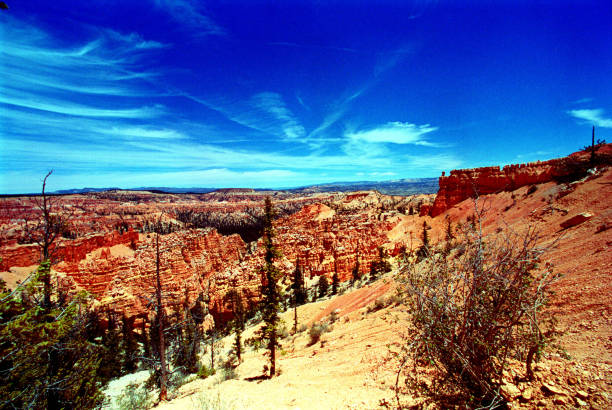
[393,215,559,408]
[308,322,330,346]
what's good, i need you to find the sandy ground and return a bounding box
[154,279,403,410]
[148,168,612,409]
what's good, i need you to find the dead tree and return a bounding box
[21,171,67,308]
[154,227,169,401]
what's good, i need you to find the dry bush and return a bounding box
[392,207,559,408]
[308,323,330,346]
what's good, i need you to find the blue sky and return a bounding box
[1,0,611,193]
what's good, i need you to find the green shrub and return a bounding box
[115,383,150,410]
[329,309,340,323]
[308,323,330,346]
[192,389,236,409]
[278,324,289,339]
[197,365,216,379]
[220,367,237,382]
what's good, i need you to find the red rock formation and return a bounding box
[0,229,139,271]
[429,146,612,217]
[0,190,414,326]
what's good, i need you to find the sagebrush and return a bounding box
[393,209,559,408]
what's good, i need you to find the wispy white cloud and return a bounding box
[153,0,225,35]
[96,127,187,140]
[571,97,594,104]
[567,108,612,128]
[308,45,414,140]
[0,87,164,118]
[181,91,307,143]
[0,16,166,120]
[251,92,306,141]
[345,121,439,145]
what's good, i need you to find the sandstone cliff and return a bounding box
[429,145,611,216]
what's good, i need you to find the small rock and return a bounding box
[521,387,534,401]
[560,212,593,229]
[575,390,588,400]
[575,398,588,407]
[541,383,567,396]
[501,383,522,401]
[553,397,567,405]
[567,375,579,385]
[536,399,548,406]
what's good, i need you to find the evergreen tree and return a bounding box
[143,225,169,400]
[292,260,306,305]
[351,258,361,284]
[369,261,379,282]
[318,275,329,298]
[259,197,284,378]
[1,173,106,408]
[417,220,430,259]
[228,289,245,363]
[121,315,139,373]
[290,260,306,333]
[331,270,339,295]
[0,262,106,409]
[445,217,454,241]
[99,309,123,382]
[141,316,151,361]
[173,287,200,374]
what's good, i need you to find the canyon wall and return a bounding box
[1,191,409,327]
[0,230,139,271]
[430,158,570,217]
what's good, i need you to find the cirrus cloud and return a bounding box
[345,121,439,145]
[567,108,612,128]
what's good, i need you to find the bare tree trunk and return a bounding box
[210,330,215,369]
[155,233,168,401]
[591,125,595,164]
[270,332,276,377]
[41,171,53,310]
[293,296,298,334]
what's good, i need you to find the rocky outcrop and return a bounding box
[0,190,413,326]
[274,202,398,282]
[431,158,572,217]
[430,145,612,217]
[0,229,139,271]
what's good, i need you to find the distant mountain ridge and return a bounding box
[43,178,438,196]
[288,178,438,195]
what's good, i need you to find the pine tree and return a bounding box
[417,220,430,260]
[292,259,306,305]
[0,262,106,409]
[259,197,284,378]
[331,269,339,296]
[318,275,329,298]
[141,316,151,360]
[291,260,305,334]
[121,315,139,373]
[144,226,169,400]
[369,261,379,282]
[228,289,245,363]
[99,309,123,382]
[445,217,454,241]
[0,173,106,409]
[173,287,200,373]
[351,257,361,284]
